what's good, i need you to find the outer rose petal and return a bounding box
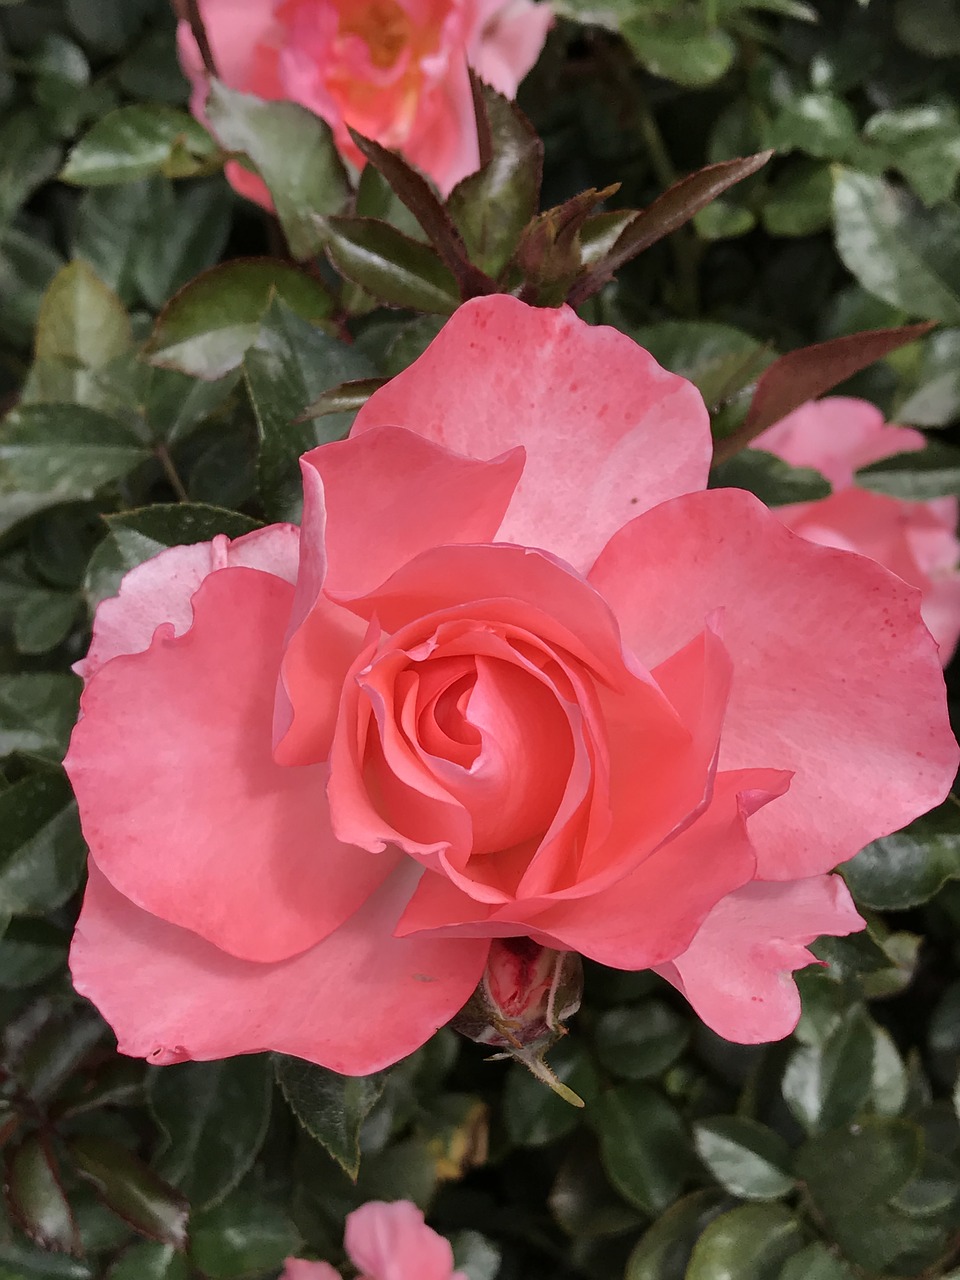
[352,296,711,572]
[281,1261,340,1280]
[70,863,489,1075]
[182,1,277,89]
[76,525,300,681]
[589,488,959,879]
[345,1201,465,1280]
[655,876,865,1043]
[467,0,553,98]
[753,397,925,489]
[67,567,395,964]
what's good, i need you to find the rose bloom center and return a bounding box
[336,0,412,69]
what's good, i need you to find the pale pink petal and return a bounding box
[281,1260,340,1280]
[70,862,489,1075]
[400,61,481,196]
[67,567,396,964]
[352,296,711,572]
[531,770,788,968]
[655,876,865,1043]
[190,0,278,89]
[589,488,959,880]
[345,1201,458,1280]
[467,0,553,97]
[753,397,925,490]
[77,525,299,681]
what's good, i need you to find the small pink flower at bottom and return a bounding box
[754,397,960,664]
[281,1201,467,1280]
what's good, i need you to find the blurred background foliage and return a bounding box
[1,0,960,1276]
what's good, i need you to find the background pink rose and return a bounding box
[281,1201,467,1280]
[178,0,553,201]
[66,297,958,1075]
[754,397,960,664]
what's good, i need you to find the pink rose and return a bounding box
[178,0,553,202]
[754,397,960,664]
[66,297,958,1074]
[281,1200,466,1280]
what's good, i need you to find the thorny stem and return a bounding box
[173,0,218,77]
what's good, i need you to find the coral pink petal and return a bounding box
[301,426,524,600]
[532,770,789,968]
[66,567,396,963]
[70,862,489,1075]
[281,1261,340,1280]
[345,1201,458,1280]
[589,488,958,879]
[77,525,299,680]
[352,296,711,572]
[655,876,865,1043]
[754,397,924,489]
[191,0,277,88]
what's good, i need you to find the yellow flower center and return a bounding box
[339,0,412,69]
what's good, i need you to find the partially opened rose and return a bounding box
[178,0,552,202]
[754,397,960,664]
[66,297,958,1075]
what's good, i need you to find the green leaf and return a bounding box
[6,1136,79,1254]
[0,919,68,989]
[34,259,131,369]
[133,180,233,311]
[14,592,80,655]
[794,1116,923,1230]
[693,200,755,240]
[897,329,960,427]
[843,798,960,909]
[685,1203,805,1279]
[146,258,335,380]
[622,15,735,87]
[144,367,240,447]
[149,1057,272,1211]
[693,1117,796,1201]
[61,105,218,185]
[70,1135,189,1248]
[782,1006,875,1132]
[206,80,351,260]
[244,300,374,522]
[628,320,772,409]
[450,1230,501,1280]
[769,94,858,159]
[549,1142,645,1240]
[778,1242,855,1280]
[321,216,461,313]
[0,227,64,348]
[10,1003,104,1102]
[447,76,544,277]
[625,1189,730,1280]
[857,439,960,498]
[761,162,833,237]
[274,1054,387,1180]
[593,1000,690,1080]
[189,1188,301,1279]
[832,170,960,325]
[0,404,150,504]
[84,504,262,608]
[503,1040,598,1147]
[864,104,960,207]
[0,1238,92,1280]
[710,450,831,505]
[0,674,80,760]
[0,110,61,223]
[593,1084,696,1215]
[894,0,960,58]
[0,770,85,916]
[108,1243,190,1280]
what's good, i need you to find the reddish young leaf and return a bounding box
[713,321,936,463]
[5,1135,81,1255]
[70,1135,189,1248]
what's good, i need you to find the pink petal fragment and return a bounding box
[655,876,865,1043]
[352,296,711,572]
[590,488,959,879]
[67,567,395,963]
[754,397,925,490]
[70,862,489,1076]
[532,769,788,969]
[77,524,299,680]
[345,1201,461,1280]
[281,1261,340,1280]
[468,0,554,98]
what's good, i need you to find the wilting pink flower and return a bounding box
[66,297,958,1073]
[755,397,960,664]
[281,1201,466,1280]
[178,0,552,201]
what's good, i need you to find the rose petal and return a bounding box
[70,862,489,1076]
[77,525,299,681]
[344,1201,460,1280]
[531,769,789,968]
[468,0,554,98]
[67,567,396,963]
[589,488,959,879]
[655,876,865,1043]
[352,296,711,572]
[753,397,925,489]
[281,1261,340,1280]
